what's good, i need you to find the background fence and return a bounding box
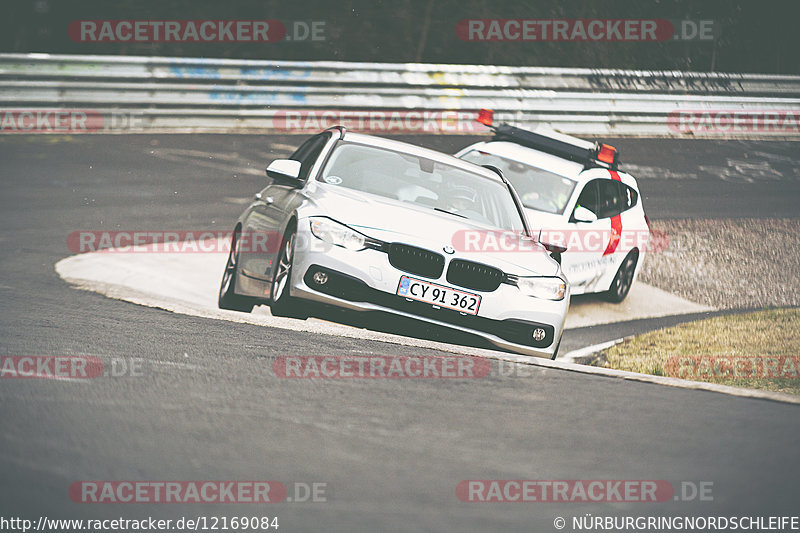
[2,53,799,136]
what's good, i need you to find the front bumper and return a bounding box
[291,221,569,358]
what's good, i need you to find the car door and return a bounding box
[584,174,649,294]
[239,133,329,283]
[611,177,644,273]
[560,178,613,292]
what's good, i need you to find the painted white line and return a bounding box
[475,351,800,405]
[55,238,714,331]
[269,142,300,152]
[223,197,253,205]
[149,360,202,370]
[566,285,714,329]
[148,148,265,176]
[559,338,626,364]
[53,245,799,404]
[0,370,91,383]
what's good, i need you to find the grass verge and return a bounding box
[598,308,800,395]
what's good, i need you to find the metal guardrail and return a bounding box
[1,53,799,136]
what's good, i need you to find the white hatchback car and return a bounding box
[456,111,650,302]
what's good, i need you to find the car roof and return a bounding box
[340,130,506,184]
[465,140,586,180]
[463,139,640,189]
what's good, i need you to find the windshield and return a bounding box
[460,150,577,215]
[319,142,526,231]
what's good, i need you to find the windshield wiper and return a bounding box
[434,207,467,219]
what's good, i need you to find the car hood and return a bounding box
[302,183,561,276]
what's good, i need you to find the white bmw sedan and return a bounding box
[218,126,569,358]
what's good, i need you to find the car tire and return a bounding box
[550,335,562,360]
[218,228,256,313]
[269,225,309,320]
[603,251,638,303]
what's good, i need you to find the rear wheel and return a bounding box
[603,251,638,303]
[269,226,309,319]
[218,229,256,312]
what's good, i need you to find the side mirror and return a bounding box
[536,229,567,264]
[266,159,302,185]
[572,206,598,223]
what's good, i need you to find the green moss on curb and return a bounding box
[599,308,800,395]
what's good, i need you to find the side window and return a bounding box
[574,179,637,220]
[619,183,638,212]
[288,133,329,180]
[597,179,624,219]
[575,180,599,215]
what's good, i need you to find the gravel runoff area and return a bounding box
[639,218,800,310]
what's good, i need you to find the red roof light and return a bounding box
[477,109,494,127]
[597,143,617,165]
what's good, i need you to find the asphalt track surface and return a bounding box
[1,134,799,532]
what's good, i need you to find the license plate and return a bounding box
[396,276,481,315]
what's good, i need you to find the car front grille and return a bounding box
[387,243,445,279]
[302,265,554,349]
[446,259,504,292]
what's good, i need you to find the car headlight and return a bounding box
[309,217,367,251]
[515,276,567,301]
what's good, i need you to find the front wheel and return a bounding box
[603,252,638,303]
[550,335,562,360]
[269,227,309,319]
[218,229,256,312]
